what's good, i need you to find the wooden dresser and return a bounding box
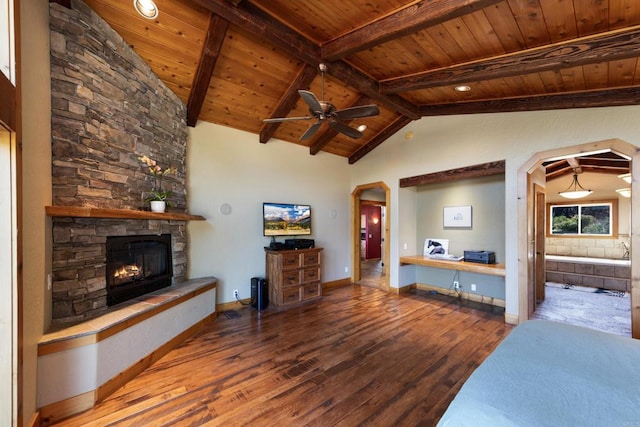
[265,247,323,307]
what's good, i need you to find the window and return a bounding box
[0,0,15,83]
[549,201,617,236]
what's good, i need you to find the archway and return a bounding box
[517,138,640,338]
[351,182,391,291]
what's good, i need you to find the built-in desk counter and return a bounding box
[400,255,505,277]
[400,255,506,310]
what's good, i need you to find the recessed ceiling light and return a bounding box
[134,0,158,19]
[454,85,471,92]
[357,124,367,132]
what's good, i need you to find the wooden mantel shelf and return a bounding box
[45,205,206,221]
[400,255,505,277]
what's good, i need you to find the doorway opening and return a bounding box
[518,138,639,338]
[351,182,390,291]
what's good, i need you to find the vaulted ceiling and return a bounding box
[71,0,640,164]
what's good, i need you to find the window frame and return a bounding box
[546,199,618,238]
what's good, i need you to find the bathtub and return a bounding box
[545,255,630,292]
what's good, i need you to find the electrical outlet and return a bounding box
[471,283,477,292]
[453,281,460,289]
[233,289,239,298]
[345,266,349,273]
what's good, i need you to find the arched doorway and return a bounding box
[517,138,640,338]
[351,182,391,291]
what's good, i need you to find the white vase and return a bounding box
[150,200,166,213]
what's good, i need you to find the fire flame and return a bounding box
[114,264,141,280]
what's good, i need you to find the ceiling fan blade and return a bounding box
[263,116,312,123]
[329,120,362,139]
[300,120,322,141]
[335,104,380,120]
[298,90,323,115]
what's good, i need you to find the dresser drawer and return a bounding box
[283,270,302,286]
[282,287,301,304]
[282,253,301,269]
[302,283,321,300]
[302,252,319,266]
[302,267,320,283]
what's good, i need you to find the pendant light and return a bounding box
[558,172,592,199]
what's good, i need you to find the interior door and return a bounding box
[534,184,546,304]
[364,205,382,260]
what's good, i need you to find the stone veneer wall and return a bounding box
[49,0,189,325]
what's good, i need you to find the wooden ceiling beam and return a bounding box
[328,61,419,120]
[418,86,640,116]
[382,25,640,94]
[349,116,413,164]
[309,95,370,155]
[322,0,502,61]
[190,0,321,65]
[566,157,583,174]
[260,64,318,144]
[187,14,229,127]
[400,160,506,187]
[191,0,420,121]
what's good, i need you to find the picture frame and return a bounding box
[443,205,472,228]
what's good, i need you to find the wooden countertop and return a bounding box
[400,255,505,277]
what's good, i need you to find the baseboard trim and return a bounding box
[504,313,519,325]
[415,283,506,308]
[38,314,216,425]
[323,278,352,290]
[96,313,216,402]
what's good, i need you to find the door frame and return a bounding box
[517,138,639,338]
[351,182,390,290]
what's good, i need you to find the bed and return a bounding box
[437,320,640,427]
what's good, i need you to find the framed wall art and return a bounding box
[443,205,472,228]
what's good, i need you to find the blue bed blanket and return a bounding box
[437,320,640,427]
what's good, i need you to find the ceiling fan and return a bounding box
[263,63,380,141]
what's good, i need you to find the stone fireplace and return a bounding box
[49,0,190,326]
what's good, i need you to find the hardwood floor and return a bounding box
[51,285,511,426]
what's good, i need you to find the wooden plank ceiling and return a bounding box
[76,0,640,164]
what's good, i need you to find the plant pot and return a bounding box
[150,200,166,213]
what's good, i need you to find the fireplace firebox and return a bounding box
[106,234,173,306]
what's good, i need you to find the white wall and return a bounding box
[350,107,640,318]
[21,0,52,423]
[187,122,351,303]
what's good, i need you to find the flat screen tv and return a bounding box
[263,202,311,236]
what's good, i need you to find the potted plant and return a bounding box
[138,155,177,212]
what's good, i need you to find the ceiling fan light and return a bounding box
[617,188,631,198]
[134,0,158,19]
[558,173,592,199]
[618,172,632,183]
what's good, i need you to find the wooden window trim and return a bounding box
[546,199,618,238]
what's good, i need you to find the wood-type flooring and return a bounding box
[51,285,511,426]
